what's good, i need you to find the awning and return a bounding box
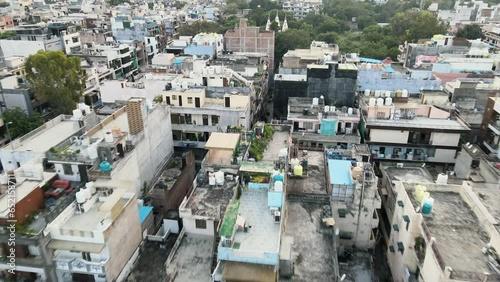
[222,261,276,282]
[48,239,105,253]
[239,161,275,173]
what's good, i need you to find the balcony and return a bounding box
[488,122,500,135]
[483,140,498,154]
[171,123,220,132]
[54,255,107,275]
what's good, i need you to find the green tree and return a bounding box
[3,108,44,139]
[25,51,87,115]
[390,10,448,42]
[178,21,221,36]
[275,29,311,68]
[270,21,280,32]
[0,31,16,39]
[456,24,482,39]
[316,32,339,44]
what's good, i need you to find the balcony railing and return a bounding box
[483,140,498,154]
[54,258,106,275]
[488,122,500,135]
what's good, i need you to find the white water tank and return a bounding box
[385,97,393,106]
[436,173,448,184]
[385,91,391,98]
[73,109,83,119]
[366,63,372,69]
[76,191,86,204]
[86,182,96,195]
[290,158,300,170]
[105,132,113,143]
[374,90,380,97]
[82,188,91,200]
[88,145,98,159]
[347,108,353,115]
[330,106,336,112]
[364,89,370,96]
[312,97,319,105]
[0,174,8,185]
[402,89,408,97]
[376,98,384,106]
[81,137,90,146]
[275,181,283,192]
[215,171,225,185]
[208,173,216,186]
[324,105,330,113]
[369,98,376,106]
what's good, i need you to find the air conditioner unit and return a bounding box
[397,163,404,168]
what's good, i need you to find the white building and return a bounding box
[191,32,224,57]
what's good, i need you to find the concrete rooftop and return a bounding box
[384,166,433,183]
[261,131,289,162]
[406,186,495,280]
[184,180,236,218]
[469,182,500,225]
[232,189,280,255]
[281,202,336,282]
[288,150,327,195]
[366,117,470,131]
[166,234,213,282]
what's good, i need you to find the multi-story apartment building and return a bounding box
[111,16,167,62]
[480,96,500,156]
[164,87,251,149]
[224,18,275,73]
[77,43,139,79]
[282,0,322,19]
[361,92,470,166]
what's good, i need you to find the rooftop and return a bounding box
[366,117,470,131]
[205,133,240,150]
[288,150,326,194]
[405,184,496,280]
[6,116,81,152]
[0,172,56,218]
[281,202,336,281]
[383,165,433,183]
[166,234,213,282]
[183,178,236,218]
[262,131,289,162]
[291,132,360,144]
[468,182,500,225]
[232,189,281,255]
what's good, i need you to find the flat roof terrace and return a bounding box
[384,166,433,183]
[232,189,280,256]
[261,131,289,162]
[287,150,327,195]
[183,179,236,219]
[366,117,470,132]
[405,185,497,280]
[166,234,213,282]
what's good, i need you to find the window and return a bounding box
[338,208,347,218]
[303,122,313,129]
[187,97,193,104]
[393,224,400,232]
[397,200,404,207]
[172,95,177,100]
[403,215,410,231]
[62,164,73,175]
[397,242,405,254]
[195,219,207,229]
[82,252,91,261]
[389,245,396,253]
[211,115,219,125]
[339,231,353,240]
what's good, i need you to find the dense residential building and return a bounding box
[480,96,500,156]
[224,18,275,73]
[361,91,471,165]
[76,43,139,79]
[282,0,322,19]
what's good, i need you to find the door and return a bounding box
[195,97,200,108]
[203,115,208,125]
[166,96,171,105]
[225,97,230,108]
[178,96,183,106]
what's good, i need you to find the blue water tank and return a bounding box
[273,174,284,183]
[100,161,112,173]
[422,197,434,215]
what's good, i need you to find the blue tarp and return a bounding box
[327,160,353,185]
[173,58,185,64]
[320,119,337,136]
[138,206,153,224]
[359,57,382,64]
[184,45,215,56]
[384,66,395,73]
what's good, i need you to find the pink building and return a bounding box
[0,16,14,30]
[225,18,275,72]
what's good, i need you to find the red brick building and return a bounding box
[224,18,275,73]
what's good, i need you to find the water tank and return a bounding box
[82,187,91,200]
[364,89,370,96]
[385,97,393,106]
[81,137,90,146]
[279,148,288,158]
[330,106,336,112]
[197,171,207,185]
[351,166,363,179]
[0,174,8,185]
[215,171,225,185]
[33,165,43,180]
[312,97,319,106]
[294,164,303,176]
[301,159,308,170]
[436,173,448,184]
[366,63,372,69]
[396,90,402,97]
[422,197,434,215]
[76,191,86,204]
[369,98,376,106]
[347,108,353,115]
[87,145,98,159]
[274,181,283,192]
[273,174,284,183]
[112,126,121,138]
[374,90,380,97]
[324,105,330,113]
[73,109,83,119]
[402,89,408,97]
[376,98,384,106]
[105,132,113,143]
[290,158,300,170]
[99,161,112,173]
[208,172,216,186]
[86,181,96,195]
